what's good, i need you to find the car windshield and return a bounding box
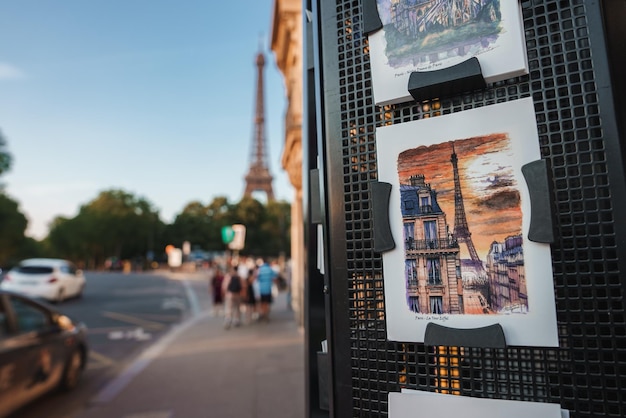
[16,266,54,274]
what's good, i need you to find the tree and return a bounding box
[230,197,266,255]
[0,129,12,179]
[263,199,291,257]
[46,189,163,268]
[0,193,28,267]
[205,196,236,251]
[228,197,291,257]
[166,201,212,250]
[45,216,91,263]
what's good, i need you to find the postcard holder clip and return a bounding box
[310,169,323,225]
[370,181,395,252]
[316,351,330,411]
[521,159,555,243]
[408,57,486,102]
[424,323,506,348]
[362,0,383,35]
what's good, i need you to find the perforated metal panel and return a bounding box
[309,0,626,417]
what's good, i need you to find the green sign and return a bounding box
[221,226,235,244]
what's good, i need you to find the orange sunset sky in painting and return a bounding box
[397,133,522,260]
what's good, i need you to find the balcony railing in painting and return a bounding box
[404,237,459,251]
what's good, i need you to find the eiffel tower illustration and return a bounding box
[450,143,484,271]
[243,50,275,201]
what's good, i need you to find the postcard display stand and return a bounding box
[305,0,626,417]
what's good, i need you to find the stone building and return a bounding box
[485,235,528,313]
[401,175,463,314]
[270,0,304,326]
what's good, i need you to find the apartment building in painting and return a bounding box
[401,174,464,314]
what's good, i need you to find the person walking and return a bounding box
[222,265,243,329]
[243,269,258,324]
[210,265,225,317]
[254,258,278,322]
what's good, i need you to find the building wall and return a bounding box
[402,181,462,314]
[270,0,304,326]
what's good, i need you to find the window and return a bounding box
[61,263,77,275]
[16,266,53,274]
[430,296,443,314]
[424,220,437,248]
[8,297,50,333]
[408,296,420,313]
[405,260,418,286]
[427,258,441,285]
[404,222,415,250]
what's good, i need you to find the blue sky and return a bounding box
[0,1,292,239]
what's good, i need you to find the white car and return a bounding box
[0,258,85,303]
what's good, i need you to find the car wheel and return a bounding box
[60,348,83,391]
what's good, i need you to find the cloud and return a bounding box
[0,63,26,80]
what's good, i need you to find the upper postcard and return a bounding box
[368,0,528,106]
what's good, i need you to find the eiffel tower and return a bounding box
[243,50,275,201]
[450,143,483,270]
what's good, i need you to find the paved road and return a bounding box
[11,270,210,418]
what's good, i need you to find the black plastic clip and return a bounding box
[424,323,506,348]
[363,0,383,35]
[370,181,395,252]
[408,57,486,102]
[317,352,329,411]
[310,169,323,225]
[521,159,555,243]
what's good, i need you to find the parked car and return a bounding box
[0,290,88,417]
[0,258,85,303]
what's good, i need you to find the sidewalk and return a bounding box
[78,275,305,418]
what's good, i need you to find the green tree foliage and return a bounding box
[0,130,12,179]
[165,201,212,249]
[204,196,236,251]
[164,196,292,258]
[0,193,28,267]
[46,189,164,268]
[262,199,291,256]
[13,187,290,269]
[228,197,291,257]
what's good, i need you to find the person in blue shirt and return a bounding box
[254,258,278,322]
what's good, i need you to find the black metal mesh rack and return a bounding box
[304,0,626,417]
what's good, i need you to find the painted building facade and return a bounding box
[486,235,528,313]
[401,175,463,314]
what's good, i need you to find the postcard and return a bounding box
[369,0,528,105]
[376,98,558,347]
[389,391,563,417]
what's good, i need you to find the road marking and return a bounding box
[161,297,186,311]
[91,310,212,404]
[87,326,138,334]
[88,351,117,369]
[101,311,166,331]
[183,280,200,316]
[108,327,152,341]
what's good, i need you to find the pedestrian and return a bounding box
[210,265,225,317]
[222,265,243,329]
[254,258,278,322]
[243,269,258,324]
